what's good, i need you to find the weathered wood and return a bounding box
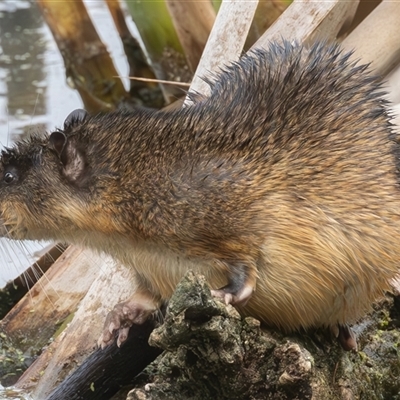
[0,243,66,319]
[341,1,400,76]
[346,0,381,34]
[252,0,359,49]
[187,0,359,101]
[1,246,99,352]
[387,63,400,105]
[14,252,138,398]
[245,0,289,49]
[45,320,162,400]
[187,0,258,100]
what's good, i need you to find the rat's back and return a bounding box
[1,42,399,351]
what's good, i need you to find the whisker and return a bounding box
[0,237,66,311]
[0,238,36,305]
[0,238,26,280]
[18,241,68,304]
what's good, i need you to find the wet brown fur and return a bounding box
[1,42,400,334]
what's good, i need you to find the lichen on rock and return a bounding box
[127,271,400,400]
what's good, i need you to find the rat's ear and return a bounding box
[49,131,67,161]
[49,131,87,186]
[64,109,88,129]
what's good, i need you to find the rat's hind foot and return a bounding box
[98,292,157,349]
[335,324,358,351]
[211,263,257,306]
[211,261,256,306]
[211,283,254,306]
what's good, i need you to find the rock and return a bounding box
[126,271,400,400]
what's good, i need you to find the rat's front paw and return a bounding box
[98,295,156,349]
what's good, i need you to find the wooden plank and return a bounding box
[386,63,400,105]
[187,0,360,101]
[15,251,138,398]
[1,246,99,350]
[187,0,258,100]
[341,1,400,76]
[0,243,66,319]
[252,0,359,49]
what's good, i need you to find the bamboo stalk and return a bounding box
[105,0,163,108]
[125,0,191,103]
[37,0,128,113]
[166,0,216,72]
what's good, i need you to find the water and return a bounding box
[0,0,129,286]
[0,0,81,141]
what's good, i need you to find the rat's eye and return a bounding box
[4,171,16,184]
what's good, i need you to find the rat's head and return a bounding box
[0,109,93,241]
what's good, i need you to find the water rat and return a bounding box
[1,42,399,351]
